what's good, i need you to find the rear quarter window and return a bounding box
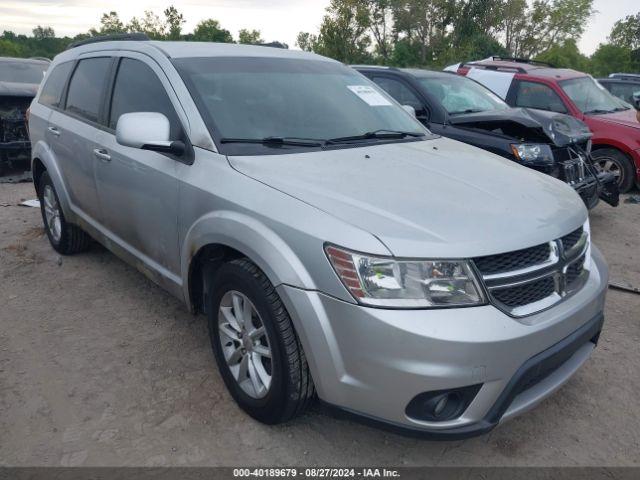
[39,62,74,108]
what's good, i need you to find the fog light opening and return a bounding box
[405,384,482,423]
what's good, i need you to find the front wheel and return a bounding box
[206,258,315,424]
[591,148,635,193]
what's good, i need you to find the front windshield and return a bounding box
[417,75,509,115]
[0,62,47,84]
[174,57,427,154]
[560,76,631,114]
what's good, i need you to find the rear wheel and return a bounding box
[206,258,315,424]
[38,171,92,254]
[591,148,635,193]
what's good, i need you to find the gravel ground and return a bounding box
[0,182,639,467]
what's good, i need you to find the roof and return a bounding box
[465,59,586,80]
[58,38,334,63]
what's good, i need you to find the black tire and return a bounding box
[591,148,635,193]
[206,258,315,424]
[38,171,92,255]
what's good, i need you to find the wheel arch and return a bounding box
[183,211,316,314]
[30,140,73,219]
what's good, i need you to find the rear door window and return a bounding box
[65,57,112,124]
[39,62,73,108]
[513,80,567,113]
[108,58,181,139]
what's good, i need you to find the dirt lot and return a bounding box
[0,182,639,467]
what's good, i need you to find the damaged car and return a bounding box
[355,66,619,209]
[0,56,49,178]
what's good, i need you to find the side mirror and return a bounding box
[116,112,184,156]
[633,93,640,111]
[402,104,416,117]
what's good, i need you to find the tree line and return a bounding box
[296,0,640,76]
[0,2,638,77]
[0,5,285,60]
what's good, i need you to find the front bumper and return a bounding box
[571,172,619,209]
[278,246,608,438]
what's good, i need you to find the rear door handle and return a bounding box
[93,148,111,162]
[47,126,61,137]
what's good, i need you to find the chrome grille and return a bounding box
[492,277,556,308]
[474,243,551,276]
[473,227,589,317]
[566,255,586,287]
[561,227,583,252]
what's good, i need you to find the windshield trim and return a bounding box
[172,56,434,156]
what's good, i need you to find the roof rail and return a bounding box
[490,56,555,68]
[66,33,150,50]
[460,62,527,74]
[29,56,51,62]
[608,73,640,81]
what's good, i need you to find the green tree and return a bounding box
[306,0,372,63]
[238,29,262,44]
[296,32,318,51]
[609,12,640,51]
[90,11,126,36]
[0,38,25,57]
[128,11,167,39]
[366,0,394,62]
[589,43,636,77]
[510,0,595,58]
[535,38,589,70]
[392,0,455,65]
[32,25,55,40]
[164,6,185,40]
[192,19,234,43]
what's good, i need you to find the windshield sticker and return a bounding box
[347,85,393,106]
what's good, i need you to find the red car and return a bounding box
[453,57,640,192]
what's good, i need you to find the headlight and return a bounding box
[511,143,554,167]
[325,245,485,308]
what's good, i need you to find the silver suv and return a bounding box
[29,36,608,438]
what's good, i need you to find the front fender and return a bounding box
[181,210,317,306]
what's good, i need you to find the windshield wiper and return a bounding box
[448,108,485,115]
[326,129,424,144]
[583,109,615,115]
[220,136,324,147]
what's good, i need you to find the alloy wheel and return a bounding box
[43,185,62,243]
[593,156,622,183]
[218,290,272,399]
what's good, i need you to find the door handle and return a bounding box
[47,126,61,137]
[93,148,111,162]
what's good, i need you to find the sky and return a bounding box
[0,0,638,55]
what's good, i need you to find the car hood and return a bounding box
[449,108,592,146]
[0,81,39,97]
[228,137,586,258]
[587,108,640,130]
